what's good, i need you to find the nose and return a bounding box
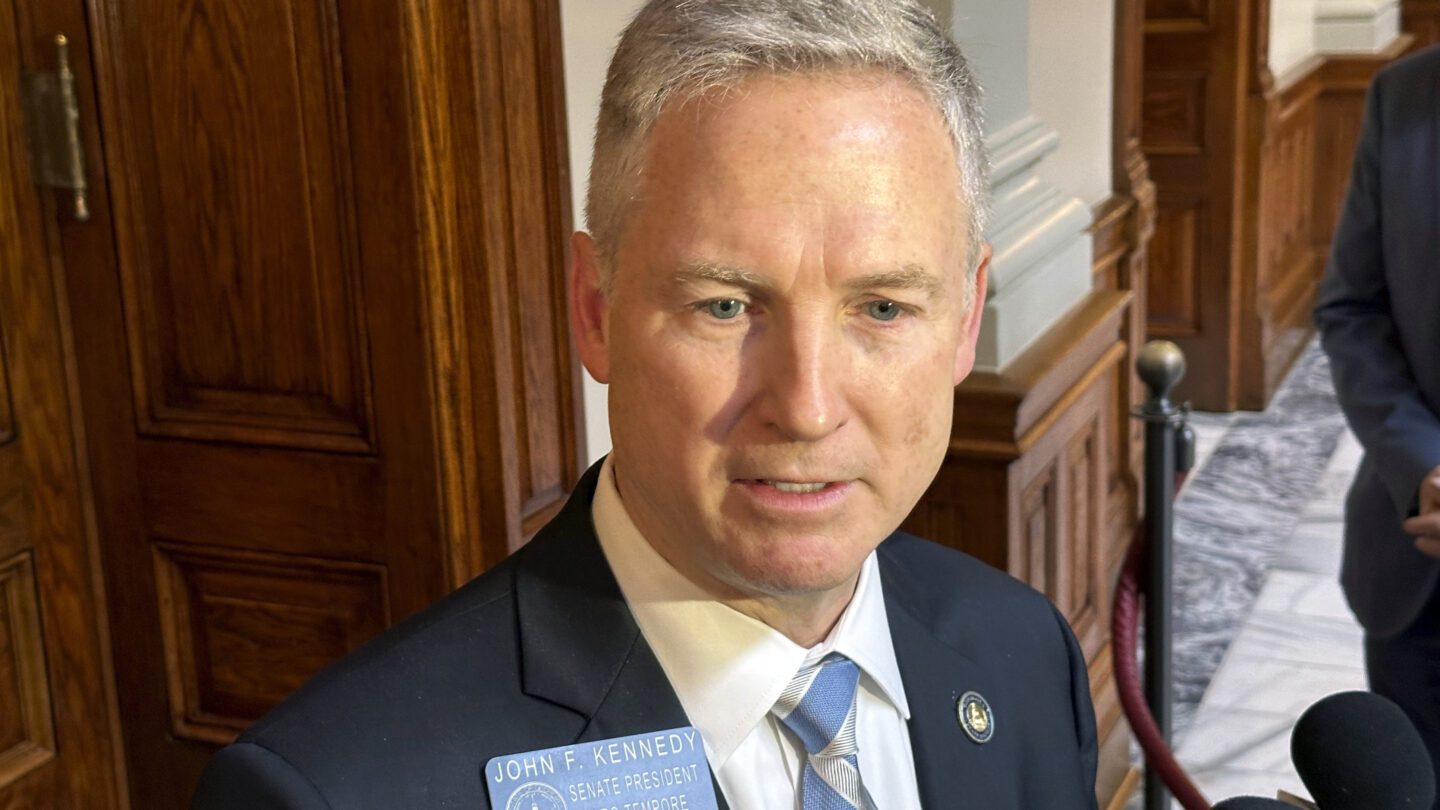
[756,313,850,442]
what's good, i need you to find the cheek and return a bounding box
[610,326,742,438]
[898,384,953,451]
[863,342,956,448]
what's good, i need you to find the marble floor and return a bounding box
[1126,344,1368,807]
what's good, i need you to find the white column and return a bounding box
[939,0,1095,370]
[1314,0,1401,52]
[562,0,646,462]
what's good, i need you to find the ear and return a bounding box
[952,243,991,385]
[569,231,612,383]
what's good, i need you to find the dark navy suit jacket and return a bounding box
[192,462,1098,808]
[1316,44,1440,639]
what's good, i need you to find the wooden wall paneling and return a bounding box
[1097,0,1156,800]
[1238,62,1323,408]
[1404,0,1440,45]
[907,289,1131,806]
[1312,36,1417,261]
[1090,198,1143,579]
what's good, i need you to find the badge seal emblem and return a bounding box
[505,782,567,810]
[957,691,995,744]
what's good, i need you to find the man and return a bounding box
[1315,42,1440,801]
[193,1,1098,807]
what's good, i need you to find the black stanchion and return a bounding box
[1133,340,1194,810]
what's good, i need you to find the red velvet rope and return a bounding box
[1111,472,1213,810]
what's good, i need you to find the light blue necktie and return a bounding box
[772,654,876,810]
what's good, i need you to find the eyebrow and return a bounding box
[844,265,946,300]
[672,262,768,292]
[673,261,946,300]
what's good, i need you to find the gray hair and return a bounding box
[586,0,989,286]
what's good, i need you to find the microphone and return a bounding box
[1291,690,1436,809]
[1215,789,1307,801]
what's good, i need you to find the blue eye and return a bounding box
[867,300,902,321]
[707,299,746,320]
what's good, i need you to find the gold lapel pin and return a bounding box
[957,691,994,744]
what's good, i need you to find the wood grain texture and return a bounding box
[905,288,1132,810]
[1403,0,1440,46]
[1141,0,1249,409]
[152,543,387,744]
[1146,0,1213,30]
[1107,0,1154,590]
[1313,36,1417,259]
[28,0,582,805]
[0,311,12,448]
[1142,0,1408,410]
[103,0,375,452]
[0,2,130,807]
[1238,66,1322,407]
[404,0,583,585]
[0,553,55,790]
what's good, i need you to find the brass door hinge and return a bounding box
[21,34,89,221]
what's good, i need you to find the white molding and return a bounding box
[974,114,1093,371]
[1315,0,1401,52]
[978,235,1092,371]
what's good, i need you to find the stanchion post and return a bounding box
[1134,340,1187,810]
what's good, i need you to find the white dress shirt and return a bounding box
[591,458,924,809]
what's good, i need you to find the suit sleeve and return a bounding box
[1054,603,1100,809]
[191,741,332,810]
[1314,69,1440,518]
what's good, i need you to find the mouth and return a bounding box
[733,478,854,512]
[762,480,830,494]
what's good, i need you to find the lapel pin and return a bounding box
[957,691,994,744]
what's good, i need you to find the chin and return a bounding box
[721,533,875,596]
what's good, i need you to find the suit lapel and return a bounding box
[511,461,730,810]
[880,545,1017,808]
[1430,58,1440,252]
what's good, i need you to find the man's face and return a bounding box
[572,72,988,603]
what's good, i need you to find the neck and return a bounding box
[720,579,860,647]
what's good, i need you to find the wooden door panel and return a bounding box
[0,552,55,791]
[139,441,383,558]
[103,0,373,452]
[152,542,388,745]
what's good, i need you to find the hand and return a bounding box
[1406,465,1440,557]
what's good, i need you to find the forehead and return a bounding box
[621,71,967,272]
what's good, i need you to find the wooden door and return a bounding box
[6,0,581,807]
[0,4,127,807]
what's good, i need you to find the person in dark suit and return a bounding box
[193,1,1099,807]
[1315,43,1440,802]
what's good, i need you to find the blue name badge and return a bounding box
[485,726,720,810]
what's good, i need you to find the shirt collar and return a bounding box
[591,456,910,768]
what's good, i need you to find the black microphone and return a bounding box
[1211,798,1296,808]
[1291,690,1436,809]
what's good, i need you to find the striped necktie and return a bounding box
[771,654,876,809]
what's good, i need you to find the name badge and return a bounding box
[485,726,720,810]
